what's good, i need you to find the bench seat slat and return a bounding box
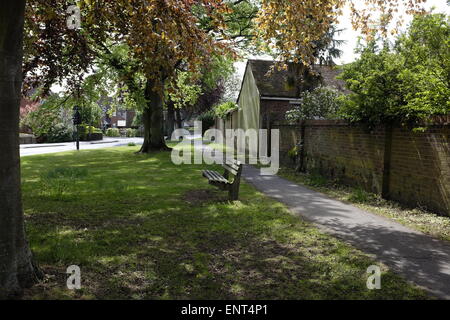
[209,170,228,183]
[201,159,243,201]
[203,170,217,181]
[202,170,216,181]
[203,170,228,184]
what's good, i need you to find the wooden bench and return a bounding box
[202,159,243,201]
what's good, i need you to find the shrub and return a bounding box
[78,124,102,141]
[24,105,74,142]
[46,123,74,143]
[197,110,216,134]
[19,101,39,133]
[285,86,342,123]
[105,128,120,137]
[23,105,60,139]
[126,128,137,137]
[213,102,238,119]
[22,100,75,142]
[338,14,450,128]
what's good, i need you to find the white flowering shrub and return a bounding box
[285,86,343,123]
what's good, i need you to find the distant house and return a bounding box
[107,109,136,128]
[217,59,348,135]
[99,96,136,129]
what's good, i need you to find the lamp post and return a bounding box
[72,106,82,150]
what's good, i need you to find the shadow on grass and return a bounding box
[21,147,429,299]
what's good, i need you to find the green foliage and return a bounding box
[338,48,405,125]
[213,102,238,119]
[339,13,450,128]
[348,188,378,204]
[46,123,74,143]
[218,0,258,52]
[105,128,121,137]
[22,98,74,143]
[78,124,102,141]
[198,110,216,133]
[126,128,138,138]
[287,146,299,161]
[306,173,329,187]
[78,102,103,128]
[132,111,143,127]
[44,75,106,127]
[167,53,236,115]
[395,13,450,121]
[285,86,343,123]
[169,71,203,110]
[100,43,147,113]
[202,54,236,91]
[22,99,59,138]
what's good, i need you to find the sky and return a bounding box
[336,0,450,65]
[233,0,450,86]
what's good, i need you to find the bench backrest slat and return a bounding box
[221,159,242,177]
[224,160,240,171]
[223,164,238,176]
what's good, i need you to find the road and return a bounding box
[20,137,144,157]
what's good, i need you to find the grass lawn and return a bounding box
[276,167,450,242]
[20,147,430,299]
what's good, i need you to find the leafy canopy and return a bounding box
[256,0,427,66]
[338,13,450,127]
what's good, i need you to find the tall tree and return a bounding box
[256,0,427,66]
[0,0,41,299]
[314,27,346,66]
[81,0,233,153]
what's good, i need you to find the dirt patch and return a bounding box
[182,189,228,205]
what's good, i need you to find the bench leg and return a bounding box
[228,183,240,201]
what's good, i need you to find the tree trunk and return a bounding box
[175,108,182,129]
[139,107,152,153]
[166,100,175,140]
[138,78,170,153]
[0,0,42,299]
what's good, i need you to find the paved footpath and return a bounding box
[242,165,450,299]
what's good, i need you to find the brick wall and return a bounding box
[275,124,302,166]
[389,125,450,215]
[260,100,293,128]
[272,120,450,216]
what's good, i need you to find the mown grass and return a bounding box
[276,167,450,242]
[20,147,430,299]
